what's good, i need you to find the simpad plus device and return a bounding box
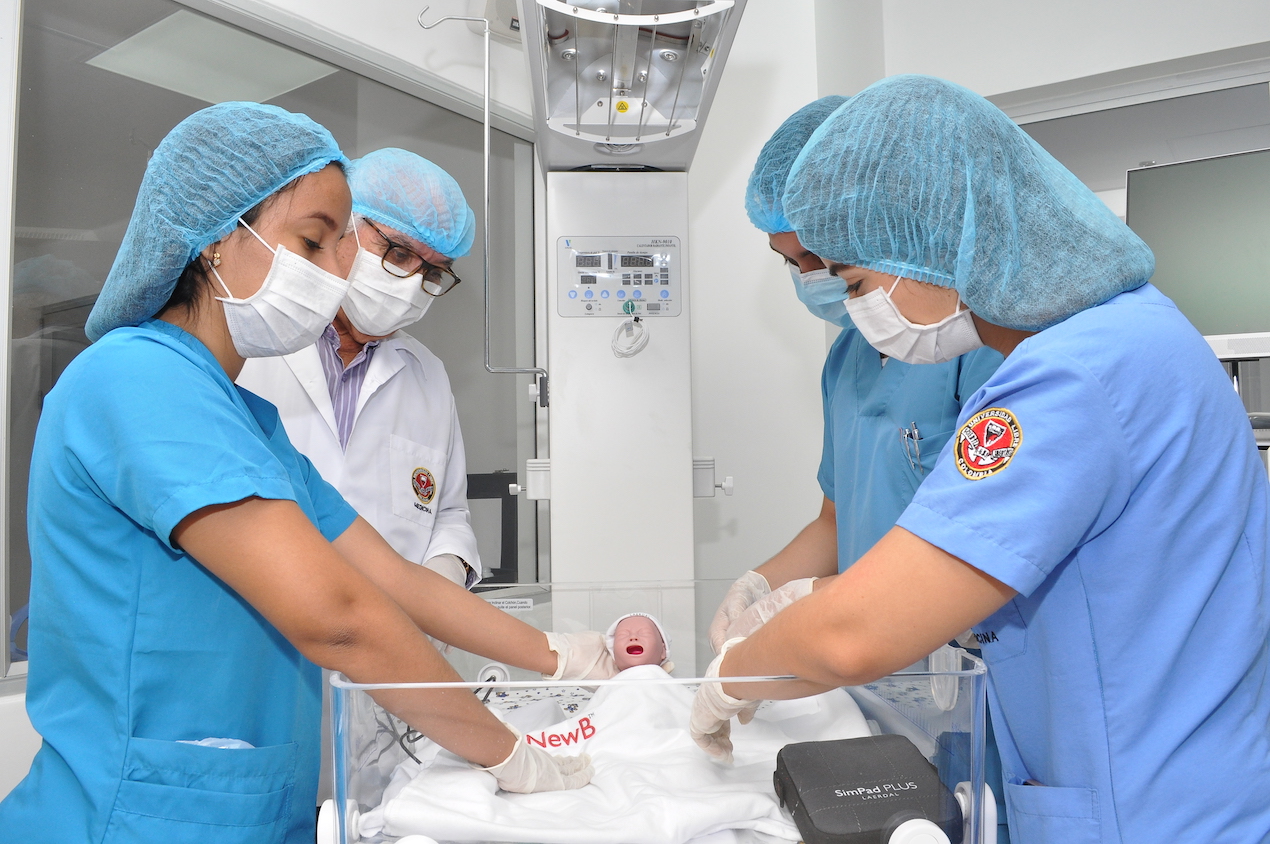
[773,735,963,844]
[557,236,681,318]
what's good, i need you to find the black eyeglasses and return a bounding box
[363,218,461,297]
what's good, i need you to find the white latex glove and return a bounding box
[689,637,760,765]
[544,631,619,681]
[723,576,817,642]
[423,554,468,588]
[708,570,771,654]
[478,726,593,793]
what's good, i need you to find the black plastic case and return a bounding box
[773,734,962,844]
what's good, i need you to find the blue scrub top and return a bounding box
[899,285,1270,843]
[0,319,358,844]
[819,327,1002,570]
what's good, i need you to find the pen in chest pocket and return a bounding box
[900,421,923,475]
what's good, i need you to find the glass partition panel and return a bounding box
[6,0,538,668]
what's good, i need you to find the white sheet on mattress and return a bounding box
[358,665,871,844]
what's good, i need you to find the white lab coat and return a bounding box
[236,333,481,573]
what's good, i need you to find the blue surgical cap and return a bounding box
[745,96,848,234]
[783,76,1155,331]
[348,149,476,260]
[86,102,347,341]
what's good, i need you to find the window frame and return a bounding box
[1,0,21,687]
[0,0,544,682]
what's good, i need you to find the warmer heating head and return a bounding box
[520,0,747,171]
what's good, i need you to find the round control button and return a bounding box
[617,290,626,299]
[568,290,577,299]
[633,289,642,299]
[601,290,610,299]
[660,289,670,299]
[584,289,594,299]
[585,303,593,310]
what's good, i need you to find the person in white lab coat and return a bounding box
[238,148,481,590]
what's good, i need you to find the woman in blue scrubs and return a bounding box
[0,103,595,844]
[710,97,1011,843]
[692,77,1270,843]
[709,97,1001,644]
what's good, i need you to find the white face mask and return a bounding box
[211,218,351,358]
[341,222,435,337]
[844,276,983,364]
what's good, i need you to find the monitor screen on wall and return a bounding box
[1126,147,1270,348]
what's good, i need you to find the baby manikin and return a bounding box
[605,613,674,673]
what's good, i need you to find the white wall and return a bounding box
[688,0,827,586]
[883,0,1270,97]
[815,0,885,97]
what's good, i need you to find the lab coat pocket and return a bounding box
[1005,781,1101,844]
[389,435,447,529]
[102,736,297,844]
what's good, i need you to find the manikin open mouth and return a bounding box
[626,645,644,655]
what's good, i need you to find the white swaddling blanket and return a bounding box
[359,665,871,844]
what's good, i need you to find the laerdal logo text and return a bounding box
[525,717,596,748]
[836,782,919,800]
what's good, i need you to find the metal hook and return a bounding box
[416,5,549,406]
[418,5,487,30]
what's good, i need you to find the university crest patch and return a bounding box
[412,467,436,505]
[955,408,1021,480]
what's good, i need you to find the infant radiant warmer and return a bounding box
[322,580,995,844]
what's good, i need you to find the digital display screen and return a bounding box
[621,255,655,268]
[576,255,603,268]
[580,275,597,284]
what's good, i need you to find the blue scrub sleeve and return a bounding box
[898,350,1134,596]
[59,334,302,551]
[237,387,359,542]
[295,449,358,541]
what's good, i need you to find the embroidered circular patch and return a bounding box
[412,467,436,505]
[955,408,1022,480]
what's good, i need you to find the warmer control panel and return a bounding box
[557,236,681,317]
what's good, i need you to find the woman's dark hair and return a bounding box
[157,174,309,319]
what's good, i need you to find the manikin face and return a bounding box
[611,615,667,671]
